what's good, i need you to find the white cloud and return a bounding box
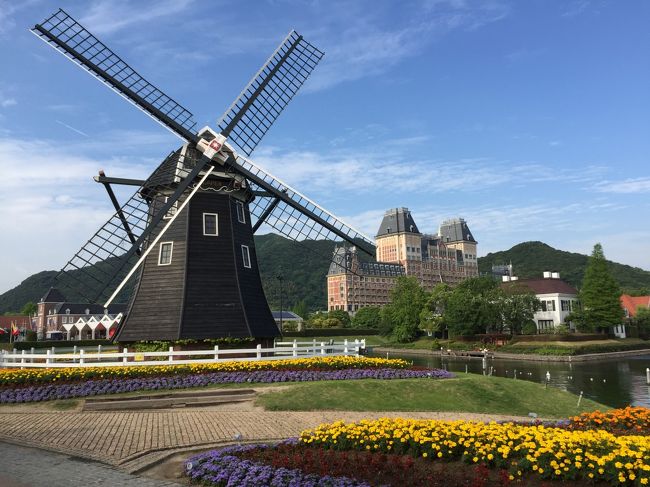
[0,134,164,293]
[593,178,650,194]
[304,1,510,91]
[80,0,195,35]
[340,199,647,271]
[251,145,605,197]
[0,97,16,108]
[79,0,193,34]
[561,0,593,18]
[0,0,37,35]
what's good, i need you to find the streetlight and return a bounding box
[277,271,284,332]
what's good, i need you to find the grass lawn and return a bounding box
[506,338,647,347]
[256,374,606,417]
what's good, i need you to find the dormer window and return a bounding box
[65,308,70,315]
[85,308,90,315]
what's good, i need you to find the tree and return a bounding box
[291,300,309,319]
[351,306,382,329]
[498,283,541,335]
[20,301,38,316]
[307,311,342,329]
[445,277,501,336]
[328,309,351,328]
[575,243,624,332]
[634,306,650,331]
[419,283,451,336]
[380,276,427,342]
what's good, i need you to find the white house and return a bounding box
[502,272,579,333]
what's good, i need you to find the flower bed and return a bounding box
[0,356,408,387]
[569,407,650,435]
[0,368,453,403]
[186,440,532,487]
[300,417,650,485]
[186,443,370,487]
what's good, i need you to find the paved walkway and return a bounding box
[0,409,526,472]
[0,441,181,487]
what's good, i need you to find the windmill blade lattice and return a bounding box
[32,9,198,142]
[57,150,209,304]
[217,30,324,156]
[236,155,375,256]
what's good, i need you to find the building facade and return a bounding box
[502,272,579,333]
[327,208,479,313]
[36,288,126,340]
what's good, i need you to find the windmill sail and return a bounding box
[233,155,375,256]
[57,150,210,304]
[32,9,198,142]
[34,8,371,331]
[217,30,324,156]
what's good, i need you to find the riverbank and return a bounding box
[374,346,650,362]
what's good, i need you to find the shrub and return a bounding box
[521,321,537,335]
[12,339,111,350]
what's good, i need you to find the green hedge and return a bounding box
[498,340,650,356]
[11,339,111,350]
[283,328,379,337]
[510,333,608,343]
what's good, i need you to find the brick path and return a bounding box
[0,409,527,470]
[0,441,181,487]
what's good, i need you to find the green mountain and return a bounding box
[2,238,649,315]
[0,234,353,314]
[478,241,650,291]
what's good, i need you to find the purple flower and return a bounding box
[0,368,453,403]
[185,442,371,486]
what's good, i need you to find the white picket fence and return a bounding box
[0,339,366,369]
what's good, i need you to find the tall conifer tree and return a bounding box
[578,243,624,331]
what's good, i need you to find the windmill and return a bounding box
[31,9,375,343]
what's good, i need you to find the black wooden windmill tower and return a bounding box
[32,9,376,343]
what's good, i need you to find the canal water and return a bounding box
[371,351,650,408]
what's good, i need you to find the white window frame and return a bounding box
[162,197,178,219]
[241,245,251,268]
[236,200,246,224]
[158,241,174,266]
[203,213,219,236]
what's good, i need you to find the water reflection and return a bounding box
[372,352,650,408]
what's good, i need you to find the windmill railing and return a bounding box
[0,340,366,369]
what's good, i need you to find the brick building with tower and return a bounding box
[327,208,479,313]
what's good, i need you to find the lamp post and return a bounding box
[277,272,284,332]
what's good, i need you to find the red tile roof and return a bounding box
[502,278,578,295]
[620,295,650,318]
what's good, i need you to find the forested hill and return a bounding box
[1,238,649,314]
[478,241,650,291]
[0,234,367,314]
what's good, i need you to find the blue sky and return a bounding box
[0,0,648,294]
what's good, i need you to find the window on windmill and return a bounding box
[241,245,251,268]
[203,213,218,236]
[236,201,246,224]
[163,197,178,219]
[158,242,173,266]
